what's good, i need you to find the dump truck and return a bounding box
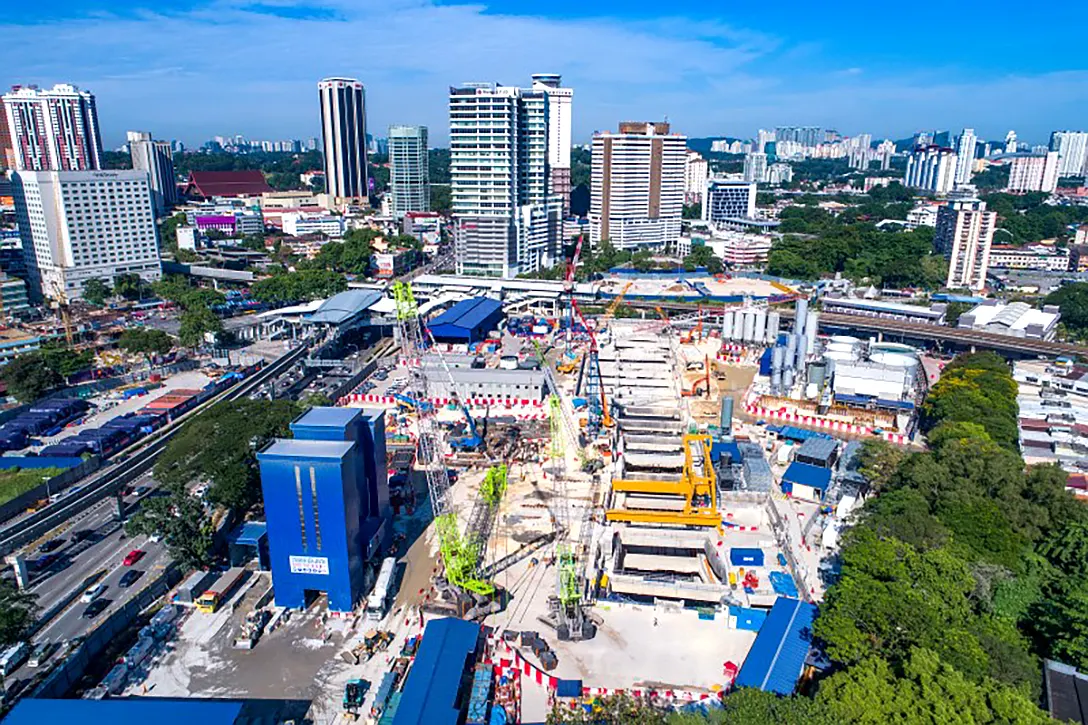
[195,567,246,614]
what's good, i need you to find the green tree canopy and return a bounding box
[0,579,36,647]
[82,278,111,306]
[125,481,214,570]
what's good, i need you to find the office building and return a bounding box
[934,197,996,291]
[685,151,708,204]
[318,78,369,202]
[954,128,977,186]
[11,170,162,301]
[2,84,102,171]
[904,145,958,194]
[449,80,561,277]
[1049,131,1088,177]
[743,152,767,183]
[1007,152,1061,193]
[589,122,686,250]
[704,179,757,227]
[987,244,1070,272]
[258,407,391,613]
[127,131,178,216]
[387,125,429,218]
[530,74,573,212]
[0,274,30,320]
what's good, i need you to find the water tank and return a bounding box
[784,334,798,369]
[830,335,860,345]
[722,310,735,340]
[732,310,745,340]
[823,350,855,362]
[753,309,767,345]
[796,298,809,338]
[869,352,919,369]
[766,311,781,344]
[808,360,828,387]
[499,355,518,370]
[743,310,756,343]
[772,345,785,372]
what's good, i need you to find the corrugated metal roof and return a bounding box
[306,290,383,325]
[187,170,273,198]
[393,618,480,725]
[734,596,818,695]
[427,297,502,339]
[3,699,245,725]
[782,462,832,491]
[292,407,361,430]
[795,437,838,465]
[258,439,354,460]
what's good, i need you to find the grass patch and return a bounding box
[0,467,68,506]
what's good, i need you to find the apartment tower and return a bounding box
[127,131,178,216]
[388,125,430,218]
[2,84,102,171]
[934,197,996,291]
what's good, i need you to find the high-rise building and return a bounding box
[934,197,996,291]
[756,129,775,154]
[2,84,102,171]
[127,131,178,216]
[766,163,794,186]
[450,80,560,277]
[905,146,958,194]
[0,99,13,169]
[703,179,756,226]
[387,125,429,219]
[590,122,686,250]
[530,74,573,213]
[11,170,162,301]
[318,78,369,202]
[1049,131,1088,177]
[743,152,768,184]
[775,126,823,149]
[1005,130,1018,154]
[684,151,708,204]
[954,128,977,186]
[1007,152,1061,193]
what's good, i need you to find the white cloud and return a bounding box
[0,2,1083,146]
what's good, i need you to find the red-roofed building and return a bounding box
[184,170,273,199]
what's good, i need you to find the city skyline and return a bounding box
[5,1,1087,148]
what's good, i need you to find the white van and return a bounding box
[0,642,29,675]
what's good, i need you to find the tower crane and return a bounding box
[570,299,613,437]
[392,282,503,618]
[562,235,584,353]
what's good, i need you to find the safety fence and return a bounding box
[744,403,909,445]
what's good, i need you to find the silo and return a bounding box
[753,309,767,345]
[783,368,795,393]
[806,310,819,344]
[785,334,798,369]
[743,310,756,343]
[795,334,807,369]
[772,345,785,373]
[766,311,781,344]
[732,310,745,340]
[720,397,734,434]
[771,369,782,394]
[795,297,809,338]
[722,310,735,340]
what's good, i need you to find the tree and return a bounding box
[39,344,94,383]
[118,328,174,369]
[852,439,904,491]
[154,399,300,513]
[1045,282,1088,339]
[301,392,333,409]
[688,688,831,724]
[250,269,347,303]
[0,580,36,648]
[125,482,214,570]
[682,203,702,220]
[82,278,111,306]
[1030,575,1088,670]
[0,353,61,402]
[178,305,223,348]
[113,273,144,301]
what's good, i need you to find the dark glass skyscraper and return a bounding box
[318,77,369,201]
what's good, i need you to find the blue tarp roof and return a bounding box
[3,699,245,725]
[769,570,800,598]
[734,597,818,695]
[229,521,268,545]
[305,290,382,325]
[833,393,873,406]
[767,425,832,442]
[782,462,832,491]
[394,618,480,725]
[427,297,503,341]
[291,406,361,431]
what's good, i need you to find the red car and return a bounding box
[122,549,145,566]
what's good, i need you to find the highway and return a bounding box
[625,300,1088,357]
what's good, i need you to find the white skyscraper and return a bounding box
[318,77,369,201]
[590,122,686,250]
[1049,131,1088,177]
[934,197,996,291]
[530,74,573,213]
[127,131,178,216]
[954,128,977,186]
[11,170,162,301]
[703,180,757,226]
[388,125,429,218]
[684,151,709,204]
[3,84,102,171]
[905,145,958,194]
[743,152,768,184]
[449,80,560,277]
[1006,152,1061,193]
[1005,130,1018,154]
[756,129,775,154]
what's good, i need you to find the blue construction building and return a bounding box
[257,407,392,612]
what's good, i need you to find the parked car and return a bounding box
[81,599,110,619]
[122,550,145,566]
[118,569,143,589]
[80,582,106,603]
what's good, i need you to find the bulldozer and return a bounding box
[340,630,393,665]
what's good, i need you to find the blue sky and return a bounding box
[5,0,1087,148]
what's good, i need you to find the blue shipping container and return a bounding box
[730,547,765,567]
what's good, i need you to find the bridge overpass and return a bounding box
[626,300,1087,358]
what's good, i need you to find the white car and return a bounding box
[80,582,106,603]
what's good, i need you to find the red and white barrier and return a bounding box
[746,404,908,444]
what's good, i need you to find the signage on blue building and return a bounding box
[289,555,330,575]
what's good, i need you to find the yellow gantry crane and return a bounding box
[606,433,720,527]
